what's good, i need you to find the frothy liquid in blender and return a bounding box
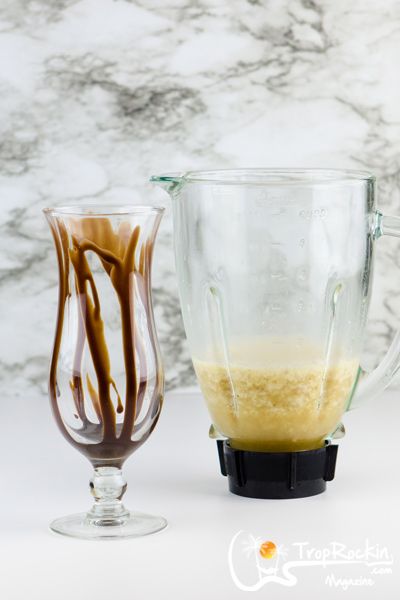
[193,339,359,451]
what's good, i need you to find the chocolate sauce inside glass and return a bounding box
[47,215,163,468]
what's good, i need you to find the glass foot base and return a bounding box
[50,511,168,540]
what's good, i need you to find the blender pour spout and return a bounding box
[150,173,185,195]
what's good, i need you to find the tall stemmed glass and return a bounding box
[44,205,166,539]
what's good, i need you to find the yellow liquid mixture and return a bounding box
[193,340,359,451]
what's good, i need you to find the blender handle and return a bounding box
[349,211,400,409]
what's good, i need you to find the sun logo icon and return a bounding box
[236,533,290,587]
[259,541,277,559]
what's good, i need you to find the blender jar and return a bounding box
[152,169,400,497]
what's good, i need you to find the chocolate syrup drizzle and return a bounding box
[46,215,163,468]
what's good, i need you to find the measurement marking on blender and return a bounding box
[297,268,308,281]
[299,208,328,220]
[270,207,287,216]
[270,303,284,312]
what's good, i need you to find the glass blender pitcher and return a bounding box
[151,169,400,498]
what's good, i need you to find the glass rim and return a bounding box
[43,204,165,217]
[150,168,375,186]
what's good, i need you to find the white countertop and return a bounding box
[1,388,399,599]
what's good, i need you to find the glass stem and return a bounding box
[86,467,129,526]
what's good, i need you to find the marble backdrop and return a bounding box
[1,0,400,397]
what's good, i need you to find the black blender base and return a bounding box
[217,440,338,499]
